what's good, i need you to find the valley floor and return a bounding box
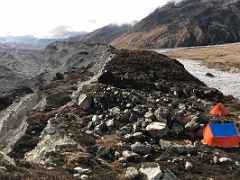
[178,59,240,99]
[163,43,240,73]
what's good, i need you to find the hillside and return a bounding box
[69,24,132,44]
[112,0,240,49]
[1,42,240,179]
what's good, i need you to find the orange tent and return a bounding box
[210,103,227,116]
[203,123,239,147]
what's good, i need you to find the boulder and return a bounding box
[130,142,152,155]
[159,140,197,154]
[185,119,200,132]
[78,94,93,110]
[139,162,162,180]
[205,72,214,78]
[146,122,169,138]
[122,150,140,163]
[219,157,232,163]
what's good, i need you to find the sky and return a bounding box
[0,0,172,38]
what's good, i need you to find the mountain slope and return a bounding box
[112,0,240,49]
[69,24,132,44]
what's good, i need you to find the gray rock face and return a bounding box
[125,167,139,179]
[130,142,152,155]
[78,94,92,110]
[146,122,169,138]
[139,162,162,180]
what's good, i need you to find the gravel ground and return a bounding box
[179,59,240,99]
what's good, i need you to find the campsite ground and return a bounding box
[164,43,240,73]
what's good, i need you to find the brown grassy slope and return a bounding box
[111,0,240,49]
[164,43,240,72]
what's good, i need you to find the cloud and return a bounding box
[88,19,97,24]
[49,26,86,38]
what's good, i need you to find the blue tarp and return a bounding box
[210,123,239,137]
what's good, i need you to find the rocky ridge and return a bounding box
[0,43,240,179]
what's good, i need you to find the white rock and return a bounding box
[125,167,139,179]
[80,174,88,179]
[110,107,121,116]
[126,103,133,108]
[219,157,232,163]
[185,161,193,171]
[144,111,154,119]
[74,167,84,173]
[235,161,240,166]
[146,122,169,138]
[213,156,218,164]
[139,162,162,180]
[92,115,100,122]
[74,166,92,174]
[106,119,115,127]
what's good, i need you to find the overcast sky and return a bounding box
[0,0,173,37]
